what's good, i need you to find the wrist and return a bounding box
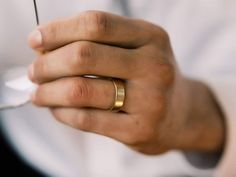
[177,78,225,153]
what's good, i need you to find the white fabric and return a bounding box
[5,75,35,92]
[0,0,235,177]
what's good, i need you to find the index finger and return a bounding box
[28,10,154,51]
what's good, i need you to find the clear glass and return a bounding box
[0,0,39,111]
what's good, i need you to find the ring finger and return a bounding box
[31,76,128,111]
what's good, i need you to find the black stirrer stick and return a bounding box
[33,0,39,25]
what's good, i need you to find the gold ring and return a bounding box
[110,79,125,112]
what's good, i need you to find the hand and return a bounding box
[28,11,225,154]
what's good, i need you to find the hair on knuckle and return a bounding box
[83,11,110,37]
[77,42,92,62]
[94,12,109,33]
[72,42,92,70]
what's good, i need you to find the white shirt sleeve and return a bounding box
[186,22,236,176]
[205,78,236,177]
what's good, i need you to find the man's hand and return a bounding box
[28,11,225,154]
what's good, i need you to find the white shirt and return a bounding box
[0,0,235,177]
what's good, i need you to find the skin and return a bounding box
[28,11,225,155]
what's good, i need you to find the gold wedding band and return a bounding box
[110,79,125,112]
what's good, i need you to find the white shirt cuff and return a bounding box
[201,77,236,177]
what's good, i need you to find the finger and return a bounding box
[29,41,138,83]
[51,108,134,144]
[32,77,119,110]
[28,10,154,51]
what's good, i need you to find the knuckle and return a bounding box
[150,25,170,50]
[71,42,93,70]
[82,11,110,37]
[77,42,93,60]
[67,78,92,105]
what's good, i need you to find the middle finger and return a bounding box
[30,41,138,83]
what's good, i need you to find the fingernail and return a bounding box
[28,64,34,80]
[29,29,42,48]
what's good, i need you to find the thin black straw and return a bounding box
[33,0,39,25]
